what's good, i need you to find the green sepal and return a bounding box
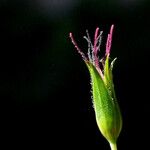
[85,61,122,144]
[104,56,115,95]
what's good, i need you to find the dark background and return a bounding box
[0,0,150,149]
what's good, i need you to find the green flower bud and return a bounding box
[69,25,122,150]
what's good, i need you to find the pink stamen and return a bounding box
[94,27,99,55]
[106,24,114,56]
[69,32,87,61]
[92,27,104,78]
[106,34,110,54]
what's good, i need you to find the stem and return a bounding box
[109,142,117,150]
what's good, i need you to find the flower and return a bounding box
[69,25,122,150]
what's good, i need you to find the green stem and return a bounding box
[109,142,117,150]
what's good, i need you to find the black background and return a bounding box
[0,0,150,149]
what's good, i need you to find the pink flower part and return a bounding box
[94,27,99,54]
[106,24,114,56]
[69,25,114,79]
[92,27,104,78]
[69,32,87,61]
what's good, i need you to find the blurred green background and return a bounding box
[0,0,150,149]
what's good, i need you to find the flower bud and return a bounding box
[70,25,122,150]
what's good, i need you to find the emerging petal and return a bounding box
[106,25,114,56]
[69,32,88,61]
